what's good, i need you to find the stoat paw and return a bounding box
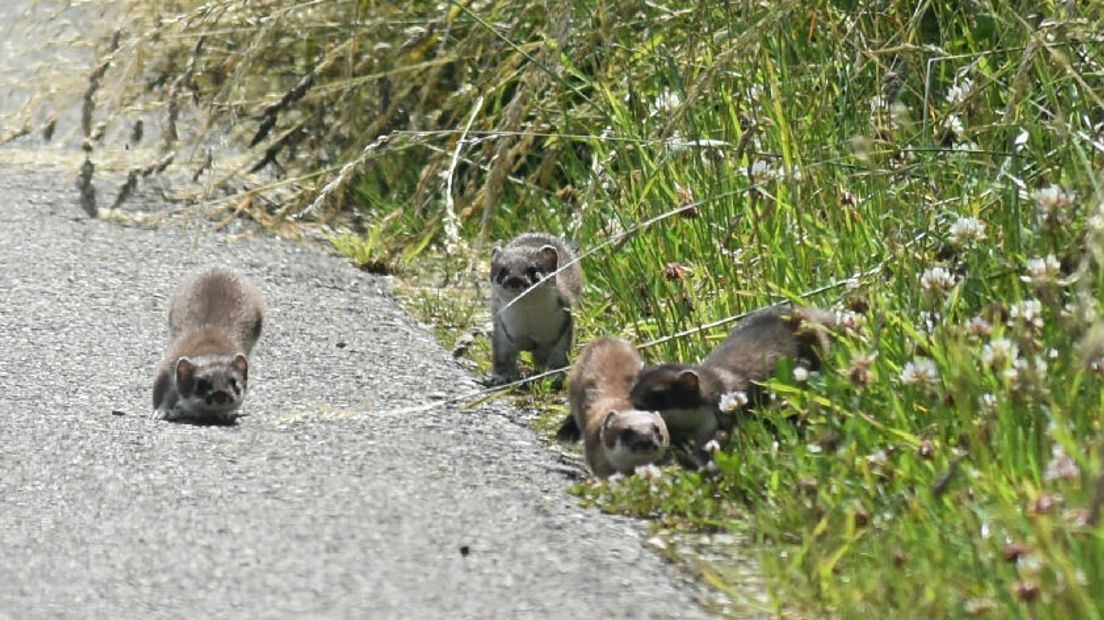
[483,373,514,387]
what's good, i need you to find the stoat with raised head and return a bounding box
[152,267,265,424]
[629,305,834,453]
[489,232,583,385]
[569,337,669,478]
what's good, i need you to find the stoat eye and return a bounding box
[526,266,541,281]
[194,379,211,395]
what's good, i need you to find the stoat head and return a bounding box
[629,364,708,412]
[172,353,249,423]
[490,242,560,302]
[600,409,669,475]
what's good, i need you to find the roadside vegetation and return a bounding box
[26,0,1104,616]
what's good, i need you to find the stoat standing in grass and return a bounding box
[629,305,834,454]
[152,267,265,424]
[488,232,583,385]
[569,337,669,478]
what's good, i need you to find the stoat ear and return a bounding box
[674,369,700,392]
[175,358,196,393]
[538,245,559,272]
[231,354,249,381]
[490,246,502,262]
[602,410,618,431]
[600,410,618,445]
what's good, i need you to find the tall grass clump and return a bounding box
[53,0,1104,616]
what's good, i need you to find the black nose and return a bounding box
[210,391,230,405]
[504,276,528,290]
[631,438,658,452]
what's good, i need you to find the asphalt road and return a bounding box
[0,4,712,619]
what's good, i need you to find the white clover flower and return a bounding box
[649,90,682,117]
[793,366,810,383]
[702,439,721,454]
[749,159,773,183]
[607,472,626,483]
[942,113,965,138]
[981,338,1019,369]
[1021,254,1061,288]
[920,266,957,301]
[948,216,987,248]
[945,76,974,106]
[1009,298,1045,331]
[836,310,866,335]
[1044,445,1079,483]
[979,393,998,413]
[900,357,940,393]
[1089,202,1104,234]
[966,315,993,339]
[1032,184,1075,225]
[866,450,888,467]
[1063,293,1098,325]
[634,463,663,481]
[1004,356,1047,392]
[719,390,749,414]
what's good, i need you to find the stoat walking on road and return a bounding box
[488,233,583,385]
[629,305,834,454]
[152,267,265,424]
[569,337,669,478]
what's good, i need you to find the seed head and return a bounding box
[1043,444,1079,484]
[981,338,1019,369]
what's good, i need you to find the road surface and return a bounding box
[0,2,712,618]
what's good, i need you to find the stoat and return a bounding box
[152,267,265,424]
[629,305,834,452]
[569,337,669,478]
[489,232,583,385]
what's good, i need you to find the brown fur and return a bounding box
[569,337,668,477]
[629,305,835,453]
[152,267,265,421]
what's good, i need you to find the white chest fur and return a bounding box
[496,283,567,344]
